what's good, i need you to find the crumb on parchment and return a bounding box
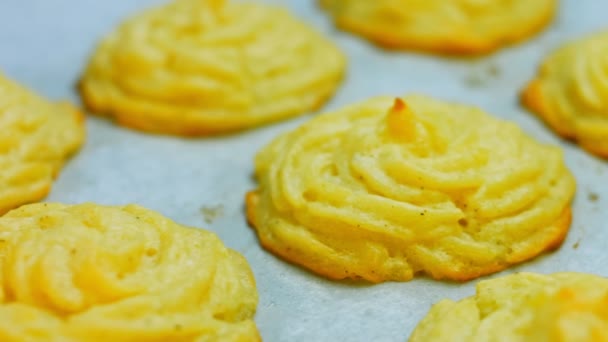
[201,204,225,224]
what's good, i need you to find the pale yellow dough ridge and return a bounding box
[247,95,575,283]
[80,0,346,136]
[523,31,608,158]
[0,73,84,214]
[320,0,556,54]
[410,272,608,341]
[0,203,259,341]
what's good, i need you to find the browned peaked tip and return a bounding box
[387,98,416,140]
[392,98,406,112]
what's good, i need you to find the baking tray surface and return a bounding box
[1,1,607,341]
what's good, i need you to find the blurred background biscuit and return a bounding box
[410,272,608,341]
[523,31,608,158]
[0,73,84,214]
[80,0,346,136]
[320,0,556,54]
[0,203,260,341]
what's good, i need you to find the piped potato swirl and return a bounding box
[320,0,556,54]
[247,95,575,283]
[80,0,345,136]
[410,272,608,341]
[523,31,608,158]
[0,203,259,341]
[0,73,84,214]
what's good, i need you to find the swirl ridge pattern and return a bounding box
[247,95,575,282]
[0,73,84,214]
[0,203,259,341]
[523,31,608,158]
[320,0,555,54]
[410,272,608,341]
[80,0,346,135]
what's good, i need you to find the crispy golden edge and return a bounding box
[522,80,608,158]
[0,103,85,216]
[246,191,571,283]
[0,183,51,216]
[78,56,344,137]
[319,0,556,55]
[79,79,340,137]
[245,190,367,282]
[521,80,575,138]
[507,207,571,263]
[425,208,571,282]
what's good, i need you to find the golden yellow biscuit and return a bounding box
[246,95,575,283]
[523,31,608,158]
[320,0,556,54]
[0,203,260,341]
[410,272,608,341]
[0,73,84,215]
[80,0,346,136]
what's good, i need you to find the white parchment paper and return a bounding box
[1,1,607,341]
